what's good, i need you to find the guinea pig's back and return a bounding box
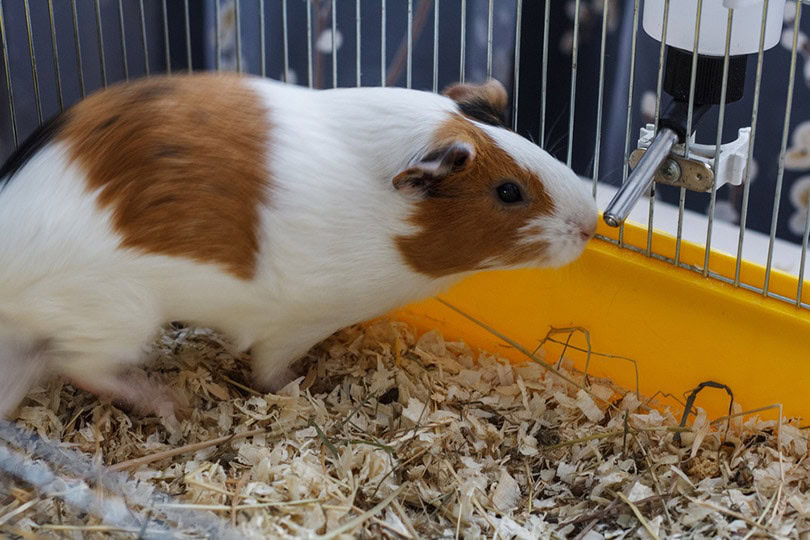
[0,74,289,349]
[0,73,278,281]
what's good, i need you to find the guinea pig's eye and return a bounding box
[496,182,523,204]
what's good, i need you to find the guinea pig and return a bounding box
[0,73,597,422]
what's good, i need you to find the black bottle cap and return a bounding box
[663,45,748,105]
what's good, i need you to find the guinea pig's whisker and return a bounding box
[584,154,596,179]
[546,134,570,162]
[543,104,570,151]
[599,165,627,187]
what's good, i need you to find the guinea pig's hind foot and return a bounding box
[69,371,187,431]
[0,338,49,420]
[249,340,311,395]
[253,364,301,394]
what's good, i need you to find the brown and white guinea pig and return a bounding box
[0,73,597,421]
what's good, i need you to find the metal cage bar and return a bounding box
[306,0,313,86]
[215,0,220,71]
[184,0,191,72]
[734,0,770,286]
[259,0,267,77]
[47,0,63,111]
[259,0,266,77]
[618,0,641,247]
[459,0,466,83]
[432,0,439,93]
[116,0,128,80]
[486,0,493,79]
[591,0,609,199]
[675,0,705,265]
[356,0,361,87]
[71,2,86,94]
[566,0,581,168]
[0,0,17,148]
[801,207,810,305]
[764,4,802,295]
[799,4,810,305]
[94,0,106,85]
[22,0,42,126]
[648,0,670,255]
[235,0,242,73]
[161,0,170,74]
[704,9,734,277]
[282,0,289,82]
[138,0,149,76]
[539,0,549,147]
[406,0,412,88]
[331,0,337,87]
[380,0,385,86]
[512,0,522,132]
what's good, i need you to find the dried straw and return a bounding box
[0,319,806,538]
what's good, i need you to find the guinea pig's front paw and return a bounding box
[249,338,323,394]
[253,365,303,395]
[68,369,188,426]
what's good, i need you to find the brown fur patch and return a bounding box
[442,80,509,127]
[396,114,554,277]
[58,73,270,279]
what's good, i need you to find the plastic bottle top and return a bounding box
[642,0,786,56]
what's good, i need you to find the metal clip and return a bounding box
[628,150,713,191]
[635,123,751,192]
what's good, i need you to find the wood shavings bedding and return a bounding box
[0,319,808,539]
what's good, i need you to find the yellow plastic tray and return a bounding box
[391,220,810,421]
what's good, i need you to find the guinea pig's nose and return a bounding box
[567,218,596,241]
[580,219,597,241]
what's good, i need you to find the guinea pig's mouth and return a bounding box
[514,218,594,269]
[545,242,589,268]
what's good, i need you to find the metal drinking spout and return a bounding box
[603,128,678,227]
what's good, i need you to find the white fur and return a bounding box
[0,78,597,411]
[479,123,598,269]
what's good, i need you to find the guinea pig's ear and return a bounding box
[392,141,474,195]
[442,79,508,127]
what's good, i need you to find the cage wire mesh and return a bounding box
[0,0,810,536]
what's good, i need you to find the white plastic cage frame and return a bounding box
[0,0,808,308]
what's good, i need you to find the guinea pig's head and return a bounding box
[393,80,598,278]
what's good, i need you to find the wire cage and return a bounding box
[2,0,810,537]
[2,1,809,304]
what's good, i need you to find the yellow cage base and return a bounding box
[390,220,810,422]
